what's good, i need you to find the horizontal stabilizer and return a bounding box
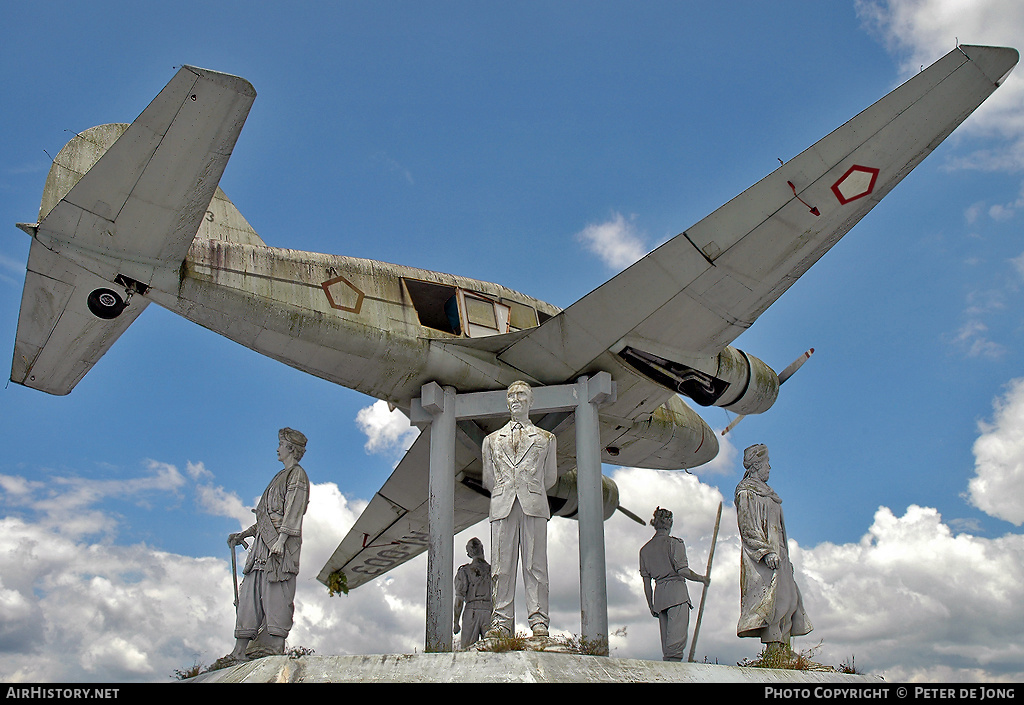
[11,240,149,395]
[35,65,256,287]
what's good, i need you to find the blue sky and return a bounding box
[2,0,1024,683]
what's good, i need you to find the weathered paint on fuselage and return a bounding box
[29,120,718,470]
[161,239,553,400]
[142,237,719,470]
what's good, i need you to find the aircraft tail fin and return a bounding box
[40,121,266,250]
[11,65,257,395]
[37,123,130,222]
[195,188,266,247]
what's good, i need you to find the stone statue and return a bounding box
[735,443,812,651]
[639,507,709,661]
[223,428,310,663]
[482,380,557,638]
[453,537,492,649]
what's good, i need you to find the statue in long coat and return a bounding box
[735,444,812,645]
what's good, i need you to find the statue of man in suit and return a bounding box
[482,380,557,638]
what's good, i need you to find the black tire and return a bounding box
[87,288,126,319]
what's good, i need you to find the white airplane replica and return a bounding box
[11,45,1017,592]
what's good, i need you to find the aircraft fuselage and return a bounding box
[145,233,721,470]
[19,117,725,471]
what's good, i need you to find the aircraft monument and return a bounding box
[9,44,1019,674]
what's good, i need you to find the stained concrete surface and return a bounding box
[185,652,885,684]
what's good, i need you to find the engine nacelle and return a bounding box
[619,344,779,416]
[709,346,780,415]
[546,469,620,521]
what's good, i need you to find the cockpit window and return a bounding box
[403,278,459,335]
[402,277,536,338]
[464,294,498,330]
[503,299,539,331]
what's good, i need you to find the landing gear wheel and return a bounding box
[87,288,126,319]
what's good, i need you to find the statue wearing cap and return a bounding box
[222,428,310,663]
[639,506,709,661]
[735,443,812,652]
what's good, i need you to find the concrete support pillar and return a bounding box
[413,374,614,654]
[423,383,456,652]
[575,374,612,653]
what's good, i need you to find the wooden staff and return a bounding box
[687,501,722,662]
[230,541,240,608]
[230,536,248,608]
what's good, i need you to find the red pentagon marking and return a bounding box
[831,165,880,205]
[321,275,365,314]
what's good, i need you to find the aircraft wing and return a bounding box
[317,427,491,591]
[496,45,1018,382]
[33,65,256,289]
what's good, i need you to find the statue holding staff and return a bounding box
[639,507,710,661]
[221,428,310,664]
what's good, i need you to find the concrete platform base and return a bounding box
[185,652,884,683]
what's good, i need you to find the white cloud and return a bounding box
[799,504,1024,682]
[575,212,650,270]
[948,320,1008,359]
[0,515,234,682]
[194,483,251,528]
[371,151,415,186]
[964,201,985,225]
[0,253,26,277]
[968,377,1024,525]
[857,0,1024,170]
[4,395,1024,682]
[946,268,1024,358]
[277,481,432,658]
[0,469,1018,682]
[0,466,419,682]
[986,181,1024,222]
[0,461,187,542]
[355,400,420,457]
[694,425,741,476]
[185,461,213,482]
